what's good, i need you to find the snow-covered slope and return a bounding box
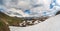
[9,14,60,31]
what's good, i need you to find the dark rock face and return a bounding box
[0,19,10,31]
[56,11,60,15]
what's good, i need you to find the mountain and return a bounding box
[9,14,60,31]
[0,19,10,31]
[0,12,23,26]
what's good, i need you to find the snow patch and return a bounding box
[9,14,60,31]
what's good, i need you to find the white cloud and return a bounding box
[56,0,60,5]
[1,0,59,17]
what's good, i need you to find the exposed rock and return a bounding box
[55,11,60,15]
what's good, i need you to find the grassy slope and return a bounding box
[0,12,23,26]
[0,12,49,27]
[0,19,10,31]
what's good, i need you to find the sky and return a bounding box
[0,0,60,17]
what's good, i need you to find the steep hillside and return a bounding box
[0,12,23,26]
[0,19,10,31]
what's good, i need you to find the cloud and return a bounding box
[56,0,60,5]
[0,0,59,17]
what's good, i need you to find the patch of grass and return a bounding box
[0,21,3,27]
